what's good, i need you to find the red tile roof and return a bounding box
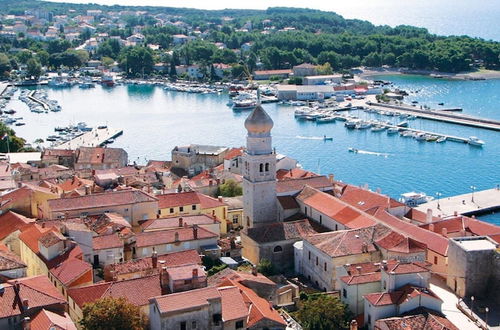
[276,176,332,194]
[142,214,219,231]
[375,310,459,330]
[0,211,34,240]
[105,249,201,278]
[18,224,54,254]
[420,215,500,239]
[48,189,157,212]
[93,234,124,250]
[48,248,92,286]
[135,227,218,248]
[167,264,205,281]
[277,196,299,210]
[69,275,162,308]
[220,278,286,327]
[386,262,430,275]
[341,272,381,285]
[371,208,449,256]
[364,285,441,307]
[254,69,292,75]
[152,286,221,315]
[198,193,226,209]
[276,168,317,181]
[218,286,248,322]
[305,224,392,257]
[0,245,26,272]
[0,275,67,319]
[339,185,404,211]
[375,231,427,254]
[245,219,318,243]
[157,191,199,208]
[224,147,244,160]
[39,230,66,248]
[30,309,77,330]
[297,186,377,229]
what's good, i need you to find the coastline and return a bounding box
[358,67,500,81]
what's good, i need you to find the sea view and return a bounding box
[8,75,500,224]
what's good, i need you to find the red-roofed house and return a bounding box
[92,233,124,266]
[374,307,459,330]
[0,243,27,279]
[0,211,35,255]
[29,309,77,330]
[68,275,162,321]
[0,185,59,219]
[134,226,219,259]
[157,191,228,234]
[296,185,377,231]
[141,214,221,236]
[364,285,442,330]
[18,224,93,299]
[103,249,201,281]
[0,275,68,329]
[223,147,244,174]
[46,189,158,226]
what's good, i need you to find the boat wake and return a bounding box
[350,148,390,157]
[296,135,325,140]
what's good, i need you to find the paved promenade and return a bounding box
[416,187,500,217]
[54,127,123,149]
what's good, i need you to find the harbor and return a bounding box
[54,126,123,149]
[416,187,500,218]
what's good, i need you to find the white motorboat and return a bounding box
[232,99,256,110]
[467,136,485,146]
[387,127,399,134]
[399,192,434,206]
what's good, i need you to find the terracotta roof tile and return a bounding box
[142,215,219,231]
[92,234,124,250]
[339,185,404,211]
[152,286,221,315]
[276,168,317,181]
[0,245,26,272]
[30,309,77,330]
[223,147,244,160]
[135,227,217,248]
[245,219,317,243]
[48,189,157,212]
[69,275,162,308]
[276,176,331,194]
[341,272,381,285]
[0,275,67,319]
[277,196,299,210]
[167,264,205,281]
[157,191,200,208]
[218,286,248,322]
[0,211,34,240]
[364,285,441,307]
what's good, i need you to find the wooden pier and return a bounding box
[416,187,500,218]
[366,102,500,131]
[54,127,123,150]
[383,125,470,143]
[28,90,50,111]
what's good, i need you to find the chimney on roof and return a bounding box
[22,299,29,310]
[328,174,334,183]
[174,232,179,242]
[183,222,188,228]
[426,209,433,223]
[41,222,46,228]
[441,228,448,237]
[160,266,169,292]
[192,267,198,278]
[382,260,388,270]
[268,301,273,310]
[85,185,90,195]
[179,217,183,227]
[209,179,213,186]
[429,224,435,232]
[454,211,458,216]
[252,265,257,276]
[356,266,362,275]
[193,225,198,239]
[218,196,223,202]
[22,317,30,330]
[350,319,358,330]
[152,250,158,268]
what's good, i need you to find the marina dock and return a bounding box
[27,90,50,111]
[416,187,500,217]
[0,82,10,98]
[366,102,500,131]
[54,127,123,149]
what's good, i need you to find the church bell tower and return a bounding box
[242,96,277,228]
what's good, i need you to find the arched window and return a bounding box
[259,163,263,172]
[265,163,269,172]
[273,245,282,253]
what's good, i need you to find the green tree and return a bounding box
[0,53,11,77]
[36,50,50,66]
[26,58,42,79]
[80,297,148,330]
[0,122,25,153]
[120,46,154,76]
[217,179,242,197]
[316,62,333,75]
[295,294,352,330]
[16,50,33,64]
[257,258,276,276]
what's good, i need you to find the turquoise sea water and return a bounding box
[8,76,500,224]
